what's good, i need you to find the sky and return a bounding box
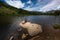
[1,0,60,12]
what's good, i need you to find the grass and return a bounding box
[53,24,60,29]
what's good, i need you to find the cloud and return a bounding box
[24,0,60,12]
[5,0,25,8]
[23,0,47,11]
[27,0,32,4]
[23,6,34,11]
[39,0,60,12]
[24,0,53,11]
[5,0,60,12]
[57,5,60,9]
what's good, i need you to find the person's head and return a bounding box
[21,20,26,24]
[24,18,27,22]
[22,18,27,24]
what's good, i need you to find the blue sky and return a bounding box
[1,0,60,12]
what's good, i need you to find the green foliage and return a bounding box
[53,24,60,29]
[46,10,60,15]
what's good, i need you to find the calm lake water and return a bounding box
[0,15,60,40]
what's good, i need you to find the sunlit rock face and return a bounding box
[19,20,42,36]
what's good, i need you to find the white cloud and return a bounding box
[27,0,32,4]
[57,5,60,9]
[23,0,45,11]
[23,6,34,11]
[5,0,25,8]
[24,0,53,12]
[39,0,60,12]
[5,0,60,12]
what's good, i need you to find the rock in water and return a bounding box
[19,20,43,36]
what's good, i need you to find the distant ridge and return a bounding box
[0,1,60,16]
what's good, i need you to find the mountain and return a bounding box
[0,1,30,16]
[0,1,60,16]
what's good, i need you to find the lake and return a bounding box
[0,15,60,40]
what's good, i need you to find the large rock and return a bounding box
[19,20,43,36]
